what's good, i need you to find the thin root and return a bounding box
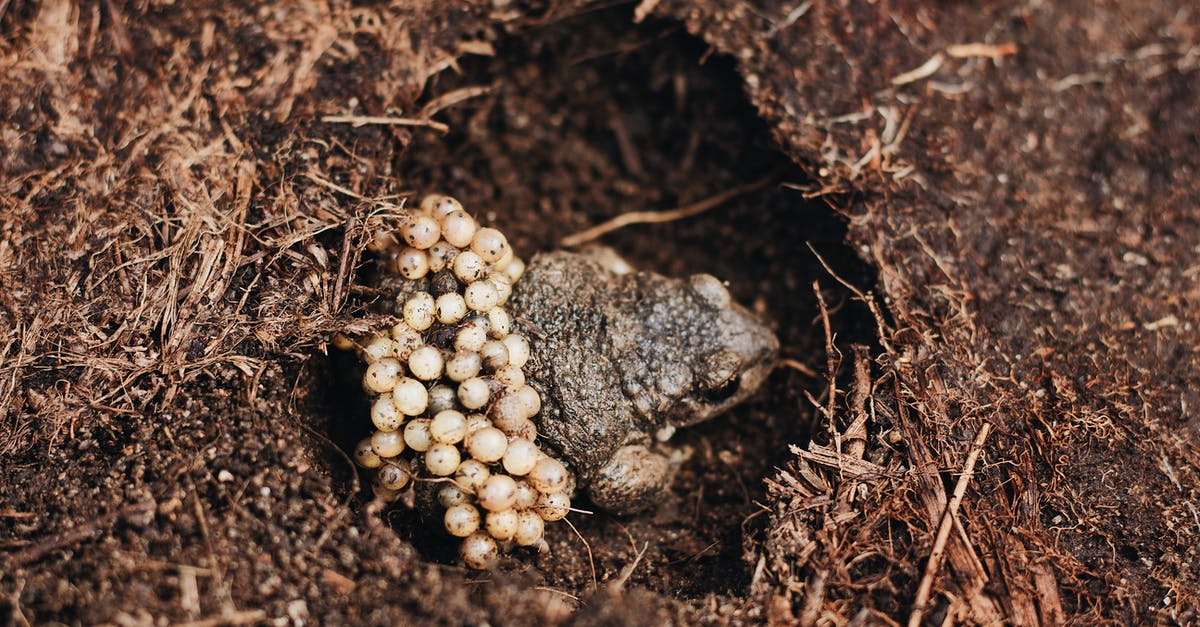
[560,174,775,247]
[321,114,450,134]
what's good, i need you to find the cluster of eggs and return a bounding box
[347,194,574,570]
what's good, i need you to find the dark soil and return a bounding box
[3,1,1198,625]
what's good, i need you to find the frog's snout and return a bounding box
[686,271,778,396]
[673,301,778,426]
[728,306,779,402]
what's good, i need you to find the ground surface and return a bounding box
[2,1,1198,625]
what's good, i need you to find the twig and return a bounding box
[291,407,361,509]
[161,425,231,610]
[562,516,598,589]
[812,281,841,450]
[8,578,30,627]
[560,174,775,247]
[608,541,649,591]
[835,346,872,515]
[321,114,449,134]
[303,172,366,202]
[7,501,154,567]
[632,0,662,22]
[608,109,644,179]
[173,609,268,627]
[844,345,871,460]
[891,43,1016,88]
[779,357,820,378]
[891,53,945,86]
[102,0,133,56]
[418,85,492,119]
[806,243,894,354]
[907,422,993,627]
[790,444,894,480]
[946,42,1018,59]
[798,568,828,626]
[332,217,356,312]
[187,461,228,609]
[533,586,580,601]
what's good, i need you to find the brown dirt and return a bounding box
[2,1,1197,625]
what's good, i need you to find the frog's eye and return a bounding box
[688,274,732,310]
[699,349,743,402]
[701,374,742,402]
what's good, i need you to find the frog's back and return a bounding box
[508,251,640,478]
[508,249,778,486]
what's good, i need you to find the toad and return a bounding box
[508,248,778,514]
[355,196,779,561]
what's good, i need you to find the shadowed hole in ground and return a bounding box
[319,3,878,599]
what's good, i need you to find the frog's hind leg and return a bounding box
[587,444,677,515]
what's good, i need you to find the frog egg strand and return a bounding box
[350,194,573,569]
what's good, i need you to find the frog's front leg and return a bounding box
[587,444,677,515]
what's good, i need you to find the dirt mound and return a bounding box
[3,1,1197,625]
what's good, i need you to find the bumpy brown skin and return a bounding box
[509,249,778,514]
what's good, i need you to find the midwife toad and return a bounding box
[507,248,778,514]
[359,196,778,556]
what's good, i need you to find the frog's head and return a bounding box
[679,273,778,424]
[643,273,778,428]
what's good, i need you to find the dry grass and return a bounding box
[0,0,476,459]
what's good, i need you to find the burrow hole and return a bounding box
[319,4,877,599]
